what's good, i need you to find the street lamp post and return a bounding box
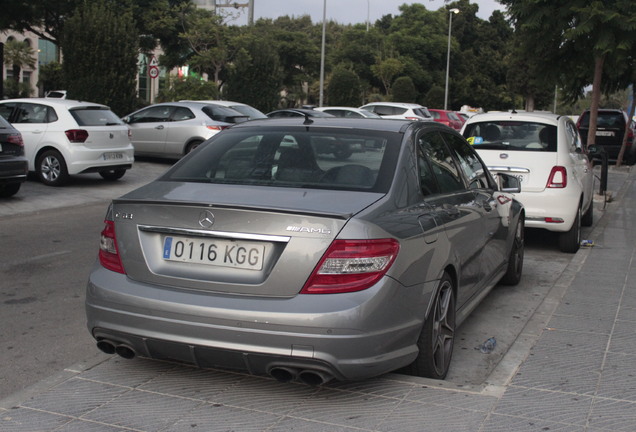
[319,0,326,107]
[444,8,460,111]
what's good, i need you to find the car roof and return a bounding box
[1,98,109,109]
[465,111,562,125]
[181,100,249,107]
[226,116,416,133]
[361,102,426,108]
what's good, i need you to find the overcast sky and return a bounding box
[221,0,505,26]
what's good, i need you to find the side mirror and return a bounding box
[122,116,131,124]
[587,144,604,157]
[498,173,521,193]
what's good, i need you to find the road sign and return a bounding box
[148,66,159,79]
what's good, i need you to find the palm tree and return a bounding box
[3,39,36,85]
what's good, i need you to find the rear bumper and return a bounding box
[64,145,135,175]
[86,265,436,381]
[0,157,28,184]
[515,190,581,232]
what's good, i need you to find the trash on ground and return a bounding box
[580,240,595,247]
[476,337,496,353]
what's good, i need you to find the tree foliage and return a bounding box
[392,76,417,103]
[326,65,361,106]
[157,76,219,102]
[61,0,138,116]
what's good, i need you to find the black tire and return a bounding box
[332,146,352,160]
[185,140,203,155]
[99,169,126,181]
[407,273,456,379]
[559,206,581,253]
[0,182,21,197]
[500,216,524,285]
[581,200,593,227]
[36,149,69,186]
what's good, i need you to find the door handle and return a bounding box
[155,125,164,130]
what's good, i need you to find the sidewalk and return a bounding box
[1,167,634,432]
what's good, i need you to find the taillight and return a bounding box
[546,166,567,188]
[7,133,24,147]
[99,216,125,274]
[65,129,89,143]
[206,125,228,131]
[301,239,400,294]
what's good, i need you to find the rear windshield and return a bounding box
[70,108,123,126]
[163,126,400,193]
[463,121,557,152]
[578,111,625,129]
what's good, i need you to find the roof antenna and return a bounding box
[303,113,313,125]
[511,108,517,114]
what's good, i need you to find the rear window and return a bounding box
[463,121,557,152]
[578,111,625,129]
[163,126,400,193]
[71,108,123,126]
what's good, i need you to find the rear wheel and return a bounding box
[37,149,69,186]
[559,206,581,253]
[407,273,456,379]
[185,140,203,155]
[500,216,524,285]
[581,200,594,227]
[99,169,126,181]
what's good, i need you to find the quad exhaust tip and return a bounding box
[96,340,136,359]
[269,366,333,386]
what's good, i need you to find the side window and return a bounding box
[418,131,464,194]
[444,132,492,190]
[130,106,172,123]
[14,103,48,124]
[171,107,195,121]
[565,121,582,153]
[0,103,16,122]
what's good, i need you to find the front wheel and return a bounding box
[406,273,456,379]
[559,206,581,253]
[99,169,126,181]
[0,182,21,197]
[36,149,69,186]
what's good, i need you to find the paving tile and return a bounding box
[406,386,498,412]
[268,417,365,431]
[554,299,619,320]
[20,378,128,417]
[82,389,202,431]
[546,313,615,334]
[481,413,585,432]
[54,420,131,431]
[376,400,487,432]
[588,398,636,432]
[0,407,71,431]
[139,365,246,401]
[286,388,400,430]
[616,305,636,322]
[533,328,610,353]
[493,386,593,425]
[608,320,636,355]
[163,403,283,432]
[79,357,177,388]
[597,352,636,402]
[326,375,415,399]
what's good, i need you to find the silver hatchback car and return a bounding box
[86,117,524,384]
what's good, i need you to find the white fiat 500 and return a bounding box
[462,111,594,253]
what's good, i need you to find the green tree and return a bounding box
[392,76,417,103]
[38,62,65,94]
[371,57,403,96]
[157,76,219,102]
[61,0,138,115]
[223,35,282,113]
[3,39,36,85]
[327,65,361,106]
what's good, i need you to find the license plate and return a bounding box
[162,236,266,270]
[596,131,614,137]
[103,152,124,160]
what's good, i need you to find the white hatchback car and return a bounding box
[462,111,594,253]
[0,98,134,186]
[359,102,433,121]
[315,106,382,118]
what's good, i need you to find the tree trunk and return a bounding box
[616,84,635,167]
[525,94,535,112]
[586,54,605,149]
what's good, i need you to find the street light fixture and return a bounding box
[444,8,460,111]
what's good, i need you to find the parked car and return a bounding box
[359,102,433,120]
[456,112,470,123]
[182,100,267,120]
[266,108,334,118]
[314,106,382,118]
[428,109,464,130]
[123,101,248,159]
[0,98,134,186]
[576,108,635,165]
[462,111,594,253]
[0,115,28,197]
[86,117,524,384]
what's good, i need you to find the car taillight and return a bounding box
[301,239,400,294]
[546,166,567,188]
[405,117,421,121]
[99,217,126,274]
[65,129,89,143]
[206,125,228,131]
[7,133,24,147]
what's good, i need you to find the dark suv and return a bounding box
[576,109,635,164]
[0,115,28,197]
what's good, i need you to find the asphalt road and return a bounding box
[0,158,599,399]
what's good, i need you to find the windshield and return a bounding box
[163,126,400,193]
[463,121,557,152]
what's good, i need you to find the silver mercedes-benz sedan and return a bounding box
[86,117,524,384]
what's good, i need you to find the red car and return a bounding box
[428,109,464,131]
